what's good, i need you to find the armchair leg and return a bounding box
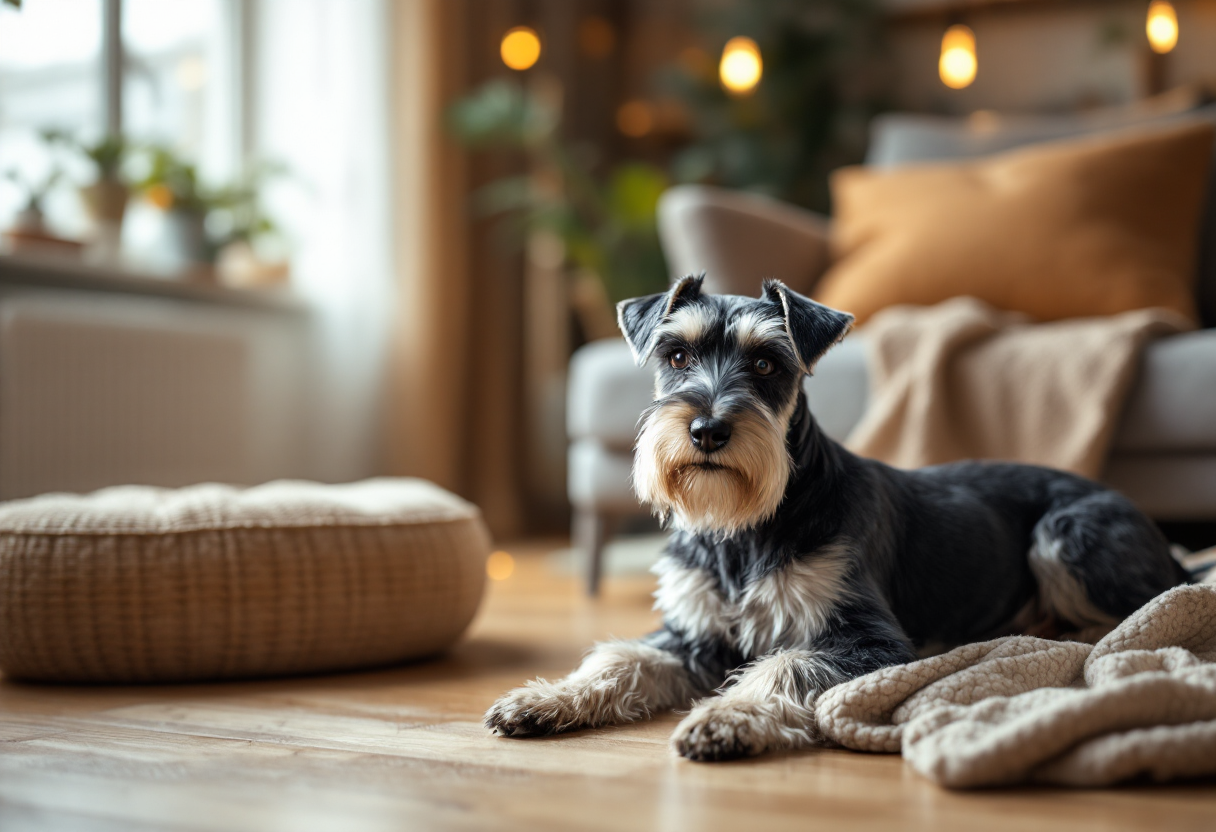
[574,509,613,596]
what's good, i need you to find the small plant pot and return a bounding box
[161,208,210,269]
[80,179,129,226]
[80,179,129,261]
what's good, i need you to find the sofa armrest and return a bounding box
[657,185,831,297]
[568,338,654,448]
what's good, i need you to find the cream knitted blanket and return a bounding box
[845,297,1192,478]
[816,583,1216,787]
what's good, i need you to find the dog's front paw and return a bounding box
[484,683,578,738]
[671,699,776,762]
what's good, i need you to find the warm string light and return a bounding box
[939,24,977,90]
[1146,0,1179,54]
[719,36,762,95]
[500,26,541,71]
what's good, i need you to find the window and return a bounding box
[123,0,241,177]
[0,0,105,237]
[0,0,242,256]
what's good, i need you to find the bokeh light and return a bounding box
[939,24,977,90]
[616,99,654,137]
[501,26,541,71]
[1146,1,1179,54]
[719,36,762,95]
[486,550,515,581]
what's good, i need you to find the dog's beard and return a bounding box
[633,400,791,536]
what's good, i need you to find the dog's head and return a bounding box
[618,275,853,536]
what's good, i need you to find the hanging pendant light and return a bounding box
[939,24,977,90]
[501,26,542,71]
[719,36,762,96]
[1146,1,1179,54]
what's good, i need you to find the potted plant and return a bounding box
[448,79,670,339]
[133,146,287,280]
[210,161,291,288]
[134,146,211,267]
[2,164,83,257]
[3,166,60,235]
[46,131,131,254]
[78,135,130,230]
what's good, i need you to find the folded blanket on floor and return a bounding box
[844,297,1192,477]
[816,582,1216,788]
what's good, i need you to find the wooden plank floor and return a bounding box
[2,542,1214,832]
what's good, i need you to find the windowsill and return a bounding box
[0,250,306,313]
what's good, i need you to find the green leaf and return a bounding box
[605,163,668,229]
[446,80,557,149]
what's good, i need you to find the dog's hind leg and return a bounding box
[1029,491,1189,631]
[485,638,700,737]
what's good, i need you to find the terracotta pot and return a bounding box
[80,179,129,261]
[80,179,129,225]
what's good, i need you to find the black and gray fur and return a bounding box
[485,276,1189,762]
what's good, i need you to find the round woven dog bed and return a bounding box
[0,478,489,683]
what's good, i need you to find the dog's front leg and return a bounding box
[670,649,836,761]
[485,638,700,737]
[671,610,914,762]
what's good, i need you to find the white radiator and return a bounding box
[0,290,311,500]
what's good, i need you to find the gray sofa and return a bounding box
[568,103,1216,593]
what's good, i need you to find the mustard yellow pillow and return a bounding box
[815,122,1215,326]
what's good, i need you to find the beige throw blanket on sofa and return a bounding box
[816,583,1216,788]
[845,297,1192,477]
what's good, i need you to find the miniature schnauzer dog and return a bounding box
[485,275,1189,762]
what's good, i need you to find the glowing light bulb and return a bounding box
[719,36,762,95]
[486,551,515,581]
[1146,1,1178,54]
[501,26,541,71]
[939,24,977,90]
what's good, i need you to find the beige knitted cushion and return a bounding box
[0,478,489,683]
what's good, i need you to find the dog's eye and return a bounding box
[753,357,775,376]
[669,351,690,370]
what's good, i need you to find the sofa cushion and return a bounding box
[568,439,641,512]
[568,339,654,450]
[867,102,1216,328]
[804,329,1216,456]
[1114,328,1216,454]
[803,334,870,443]
[865,91,1209,168]
[0,478,489,683]
[817,122,1215,327]
[1103,454,1216,520]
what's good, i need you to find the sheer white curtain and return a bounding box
[253,0,394,481]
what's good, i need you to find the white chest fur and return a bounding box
[651,546,852,657]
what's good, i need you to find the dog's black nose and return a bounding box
[689,417,731,453]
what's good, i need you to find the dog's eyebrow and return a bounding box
[655,304,716,344]
[730,310,787,351]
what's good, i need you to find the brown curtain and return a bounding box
[384,0,679,539]
[385,0,529,539]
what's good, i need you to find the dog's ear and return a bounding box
[616,274,704,365]
[762,279,853,374]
